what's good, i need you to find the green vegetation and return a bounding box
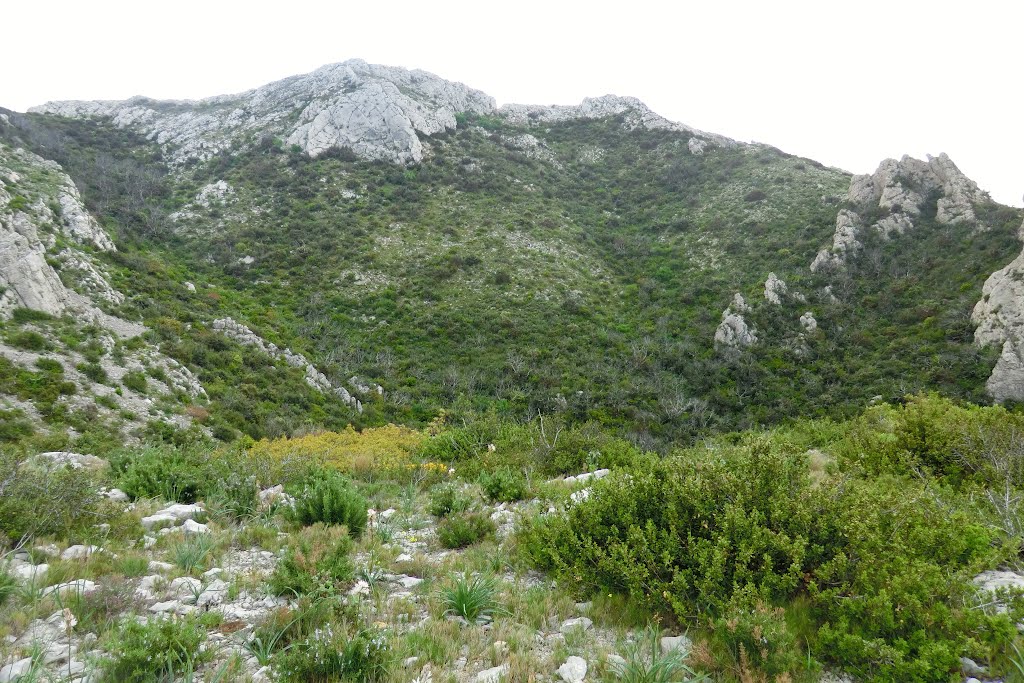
[269,523,355,596]
[440,572,502,623]
[287,469,369,534]
[102,615,210,682]
[436,510,496,549]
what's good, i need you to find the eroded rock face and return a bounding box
[972,218,1024,401]
[34,60,496,166]
[811,153,988,272]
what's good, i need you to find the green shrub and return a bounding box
[78,361,108,384]
[273,622,390,682]
[519,439,1011,682]
[288,470,368,535]
[710,588,801,678]
[0,451,102,541]
[8,330,47,351]
[0,564,17,607]
[116,446,206,503]
[428,482,473,518]
[436,511,495,549]
[170,534,218,574]
[10,307,53,324]
[478,468,527,503]
[269,523,354,596]
[122,371,148,393]
[102,614,209,682]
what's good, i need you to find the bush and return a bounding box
[78,361,108,384]
[122,371,148,393]
[0,451,102,541]
[273,622,390,682]
[0,564,17,607]
[103,614,209,682]
[478,468,528,503]
[269,523,354,596]
[519,438,1011,682]
[436,511,496,549]
[428,483,473,518]
[288,470,368,535]
[115,446,206,503]
[8,330,47,351]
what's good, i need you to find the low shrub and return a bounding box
[273,621,390,682]
[102,614,210,682]
[478,468,527,503]
[288,470,368,535]
[0,451,103,541]
[436,511,495,549]
[269,523,354,596]
[428,483,473,518]
[121,371,148,393]
[114,445,207,503]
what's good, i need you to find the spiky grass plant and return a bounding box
[440,572,502,623]
[608,627,709,683]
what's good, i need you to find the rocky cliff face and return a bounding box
[0,143,129,328]
[972,217,1024,401]
[811,153,989,272]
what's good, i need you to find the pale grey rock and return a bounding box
[972,225,1024,401]
[12,563,48,583]
[974,569,1024,593]
[812,153,988,272]
[182,519,210,535]
[557,655,587,683]
[42,579,97,597]
[715,297,758,349]
[800,311,818,333]
[960,657,987,677]
[730,292,750,313]
[476,664,509,683]
[35,60,495,166]
[60,544,99,560]
[660,634,692,655]
[149,600,181,613]
[148,561,173,573]
[764,272,787,305]
[559,616,593,633]
[0,658,32,683]
[37,452,106,470]
[688,137,707,155]
[197,579,229,607]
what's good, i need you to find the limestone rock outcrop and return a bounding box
[972,218,1024,401]
[500,95,732,147]
[811,153,989,272]
[715,295,757,349]
[212,318,364,411]
[34,60,496,166]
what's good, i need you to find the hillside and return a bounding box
[2,59,1021,450]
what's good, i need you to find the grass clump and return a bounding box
[610,627,708,682]
[440,572,502,623]
[273,621,391,682]
[170,533,218,574]
[436,511,496,549]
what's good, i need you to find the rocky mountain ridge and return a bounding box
[30,59,731,167]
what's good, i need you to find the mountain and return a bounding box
[1,59,1021,449]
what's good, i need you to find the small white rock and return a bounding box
[557,655,587,683]
[476,664,509,683]
[559,617,593,633]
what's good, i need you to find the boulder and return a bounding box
[557,656,587,683]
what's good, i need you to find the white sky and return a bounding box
[5,0,1022,206]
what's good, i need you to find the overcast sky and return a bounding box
[5,1,1021,206]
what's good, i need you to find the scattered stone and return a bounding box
[197,579,229,607]
[141,503,204,529]
[100,487,129,502]
[960,656,987,677]
[403,656,420,668]
[182,519,210,535]
[42,579,97,597]
[149,600,180,613]
[0,658,32,683]
[660,634,692,655]
[12,563,48,583]
[35,451,107,470]
[557,655,587,683]
[396,553,413,563]
[476,664,509,683]
[60,544,99,560]
[148,561,173,573]
[606,653,627,670]
[559,617,593,633]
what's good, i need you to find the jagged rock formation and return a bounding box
[799,311,818,333]
[714,294,757,349]
[811,153,989,272]
[972,218,1024,401]
[212,318,364,411]
[33,60,495,166]
[764,273,788,305]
